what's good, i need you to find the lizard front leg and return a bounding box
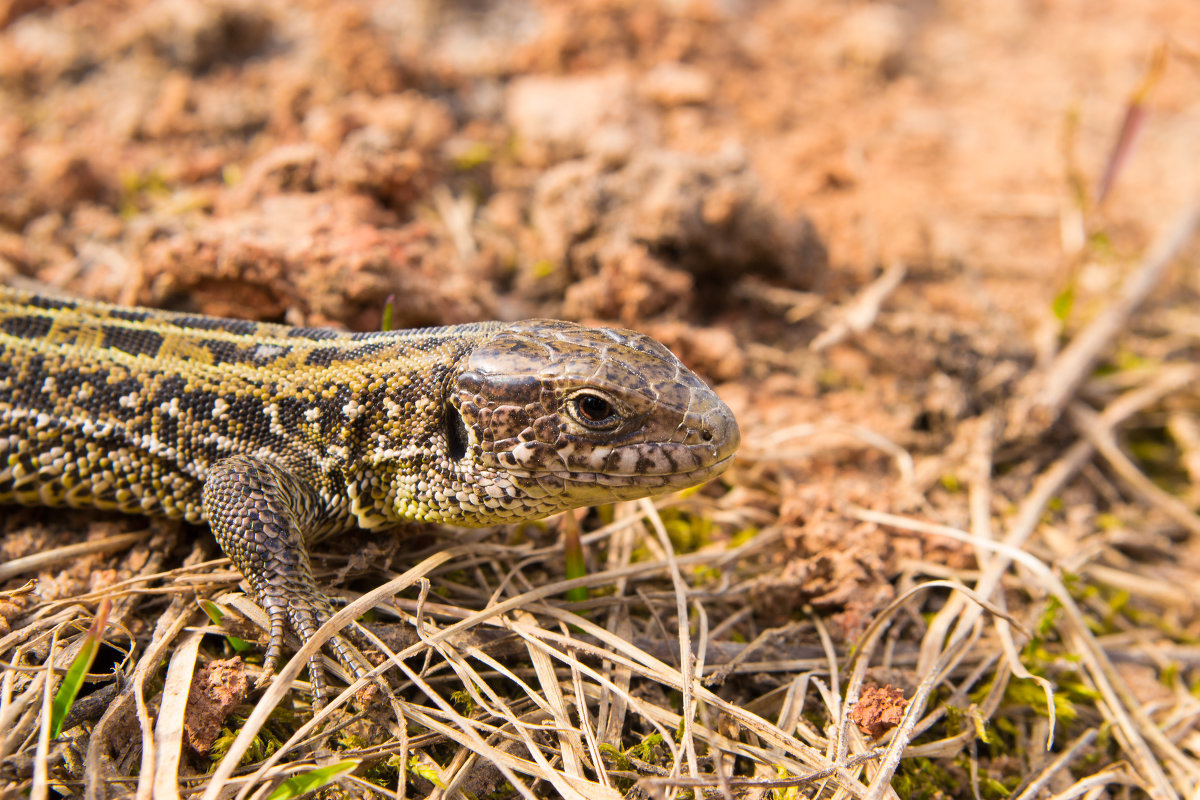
[201,454,369,704]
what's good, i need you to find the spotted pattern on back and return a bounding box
[0,286,739,534]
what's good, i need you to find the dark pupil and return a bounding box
[578,395,612,422]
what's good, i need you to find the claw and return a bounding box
[307,651,330,708]
[202,455,386,709]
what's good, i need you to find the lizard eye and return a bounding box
[567,392,621,430]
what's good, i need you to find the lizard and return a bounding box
[0,285,740,701]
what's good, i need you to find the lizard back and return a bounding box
[0,287,493,526]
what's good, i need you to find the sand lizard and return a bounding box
[0,285,740,701]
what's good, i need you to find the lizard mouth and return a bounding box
[529,451,738,500]
[581,451,736,483]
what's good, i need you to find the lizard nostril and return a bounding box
[703,405,740,459]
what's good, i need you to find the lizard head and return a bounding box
[425,320,739,525]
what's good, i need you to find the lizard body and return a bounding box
[0,285,739,698]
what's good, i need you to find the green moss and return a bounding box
[1029,599,1062,643]
[598,743,629,770]
[1160,661,1179,688]
[629,544,653,563]
[730,527,759,547]
[1010,680,1077,723]
[337,733,366,750]
[484,781,515,799]
[407,754,445,788]
[208,715,285,768]
[451,690,476,715]
[1125,425,1190,494]
[980,775,1017,799]
[1051,283,1075,322]
[892,757,959,799]
[817,368,848,391]
[770,768,802,800]
[658,508,715,553]
[627,732,666,764]
[943,703,968,737]
[453,142,495,170]
[363,754,406,787]
[530,260,557,280]
[119,168,171,217]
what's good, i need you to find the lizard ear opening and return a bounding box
[445,404,468,461]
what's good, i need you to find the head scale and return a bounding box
[387,320,739,526]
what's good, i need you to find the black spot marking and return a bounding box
[47,368,83,393]
[173,316,259,335]
[104,376,146,421]
[273,396,310,434]
[101,325,164,358]
[303,344,383,366]
[27,296,78,312]
[305,347,339,366]
[1,315,54,340]
[150,375,188,406]
[0,351,46,406]
[288,327,340,341]
[108,308,152,322]
[154,404,181,450]
[176,388,219,413]
[202,338,245,365]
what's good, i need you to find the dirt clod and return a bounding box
[184,658,249,754]
[849,684,907,739]
[532,147,826,323]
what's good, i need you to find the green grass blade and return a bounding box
[199,599,252,653]
[50,598,110,737]
[561,512,588,603]
[380,294,396,332]
[266,759,360,800]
